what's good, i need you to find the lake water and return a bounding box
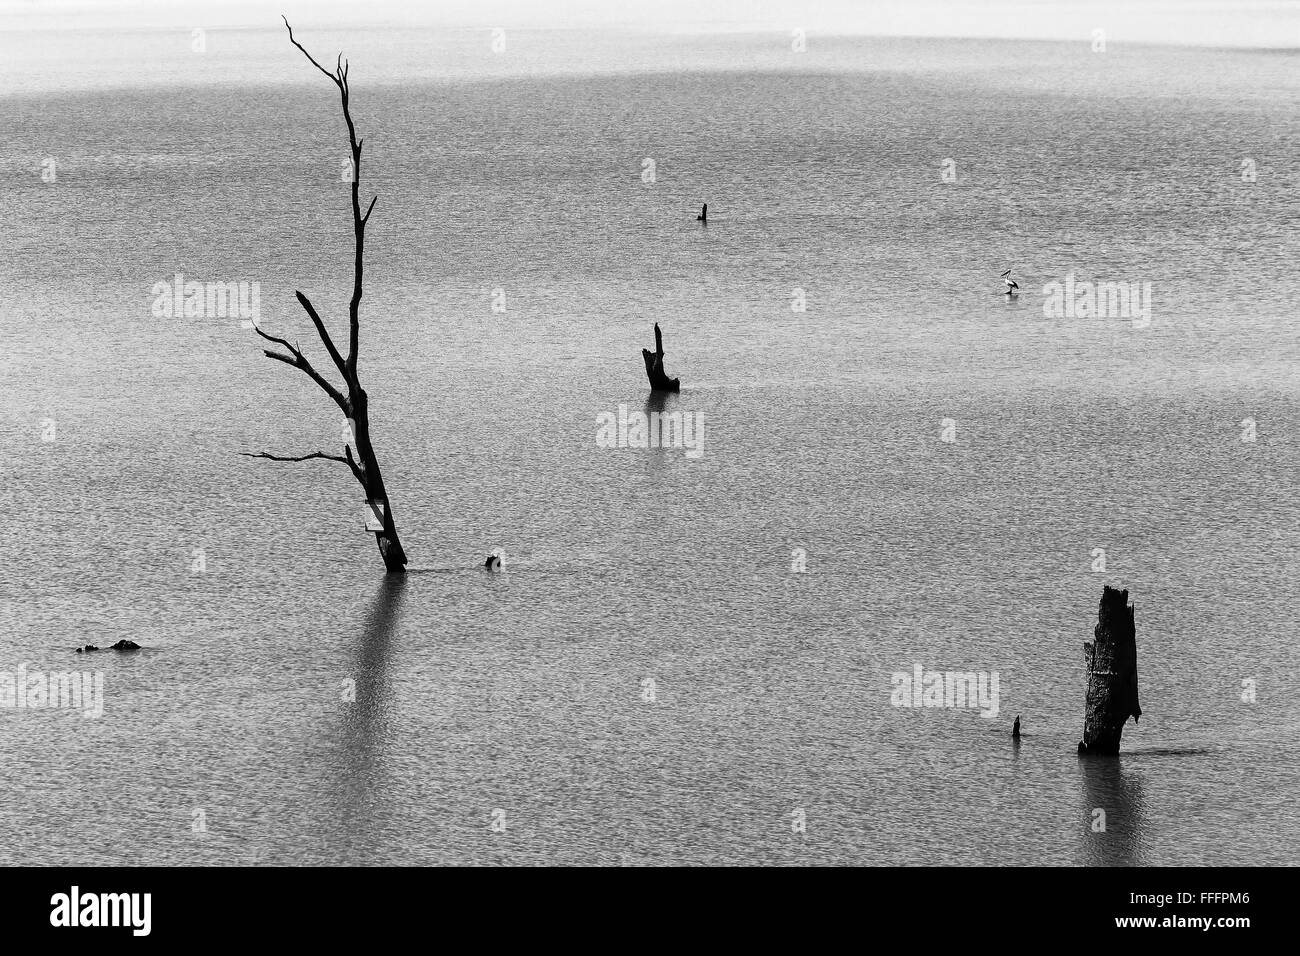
[1,26,1297,865]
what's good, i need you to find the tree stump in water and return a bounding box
[642,323,680,392]
[1078,586,1142,755]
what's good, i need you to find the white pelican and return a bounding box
[1001,269,1019,294]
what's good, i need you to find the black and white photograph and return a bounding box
[0,0,1294,933]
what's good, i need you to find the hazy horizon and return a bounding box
[1,0,1297,49]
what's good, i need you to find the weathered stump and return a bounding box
[642,322,680,392]
[1078,586,1142,755]
[75,640,141,653]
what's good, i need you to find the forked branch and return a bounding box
[282,14,375,377]
[253,324,349,413]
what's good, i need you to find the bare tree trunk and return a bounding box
[642,322,680,392]
[1078,586,1142,754]
[350,389,407,572]
[239,19,408,573]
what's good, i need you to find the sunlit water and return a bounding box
[1,28,1297,865]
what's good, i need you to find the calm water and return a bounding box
[1,28,1298,865]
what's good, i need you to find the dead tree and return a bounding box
[1078,586,1142,754]
[642,323,680,392]
[240,18,408,573]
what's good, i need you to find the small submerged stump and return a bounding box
[1078,586,1141,755]
[76,639,141,653]
[642,322,680,392]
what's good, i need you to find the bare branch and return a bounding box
[238,448,366,484]
[290,291,348,380]
[239,450,349,465]
[254,324,350,413]
[252,322,297,355]
[283,16,343,88]
[362,195,377,223]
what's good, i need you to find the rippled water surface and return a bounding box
[1,29,1297,865]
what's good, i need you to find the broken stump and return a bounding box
[642,322,680,392]
[1078,586,1141,755]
